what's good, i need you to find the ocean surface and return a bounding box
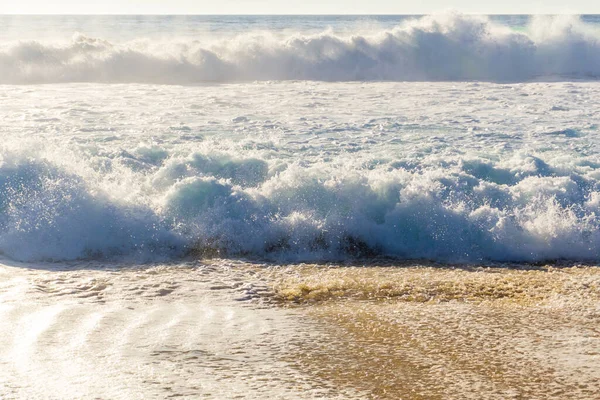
[3,14,600,400]
[1,14,600,263]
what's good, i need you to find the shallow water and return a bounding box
[2,259,599,399]
[0,259,362,399]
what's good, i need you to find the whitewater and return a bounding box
[2,77,600,262]
[1,14,600,264]
[2,13,600,400]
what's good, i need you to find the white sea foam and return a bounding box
[1,14,600,84]
[1,78,599,263]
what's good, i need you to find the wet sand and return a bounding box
[1,259,599,399]
[269,263,600,399]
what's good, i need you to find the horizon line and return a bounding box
[1,12,599,16]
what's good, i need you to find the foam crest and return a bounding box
[1,14,600,84]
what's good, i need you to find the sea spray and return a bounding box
[2,14,600,84]
[0,146,598,262]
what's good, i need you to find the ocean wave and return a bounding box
[0,147,599,263]
[2,14,600,84]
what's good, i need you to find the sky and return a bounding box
[0,0,598,15]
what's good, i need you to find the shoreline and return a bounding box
[1,259,599,398]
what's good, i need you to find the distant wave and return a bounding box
[2,14,600,84]
[1,147,599,263]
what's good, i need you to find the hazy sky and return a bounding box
[1,0,598,15]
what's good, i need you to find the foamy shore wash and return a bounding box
[271,262,600,304]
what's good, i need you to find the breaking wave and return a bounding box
[1,147,599,263]
[2,14,600,84]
